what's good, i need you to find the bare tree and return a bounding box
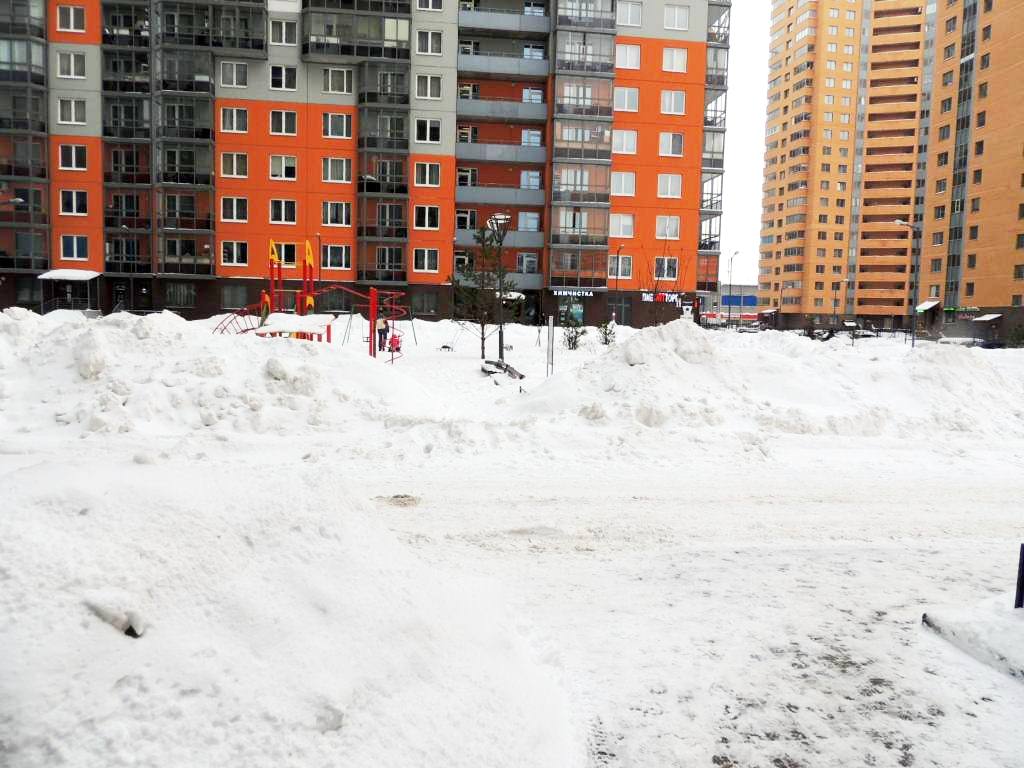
[453,224,517,359]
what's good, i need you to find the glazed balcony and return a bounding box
[555,9,614,30]
[0,156,46,180]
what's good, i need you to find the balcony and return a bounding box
[555,10,614,30]
[358,89,409,107]
[358,133,408,152]
[553,98,612,119]
[550,230,607,247]
[104,213,152,230]
[457,52,548,79]
[158,76,213,94]
[551,186,608,204]
[357,268,407,283]
[158,124,213,141]
[303,36,410,61]
[357,177,408,195]
[455,141,546,164]
[0,116,46,134]
[357,223,408,240]
[455,184,544,206]
[0,251,47,271]
[554,55,613,75]
[0,209,48,226]
[102,26,150,48]
[103,123,151,140]
[0,16,45,38]
[302,0,411,14]
[455,229,544,248]
[156,171,212,186]
[458,8,550,36]
[105,255,152,274]
[706,67,728,88]
[0,157,46,180]
[159,214,213,231]
[456,97,547,122]
[102,76,151,94]
[158,258,213,276]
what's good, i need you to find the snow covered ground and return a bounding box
[2,308,1023,767]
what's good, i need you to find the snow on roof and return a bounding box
[38,269,101,281]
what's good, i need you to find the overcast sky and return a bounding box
[718,1,771,285]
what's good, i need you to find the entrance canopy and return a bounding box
[972,313,1002,322]
[915,299,940,312]
[38,269,101,282]
[759,308,778,315]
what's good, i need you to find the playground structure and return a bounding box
[213,240,410,359]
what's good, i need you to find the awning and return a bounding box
[972,313,1002,322]
[38,269,101,282]
[759,308,778,315]
[915,299,940,312]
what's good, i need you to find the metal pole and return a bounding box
[727,251,735,328]
[496,229,505,363]
[1014,543,1024,610]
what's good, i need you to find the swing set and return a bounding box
[213,239,410,359]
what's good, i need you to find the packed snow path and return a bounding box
[2,309,1023,767]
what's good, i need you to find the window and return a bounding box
[417,30,443,55]
[270,65,297,90]
[221,62,248,88]
[522,87,543,103]
[978,82,988,98]
[270,199,297,224]
[608,253,632,278]
[456,209,477,229]
[270,110,297,135]
[418,0,442,9]
[457,167,478,186]
[322,244,352,270]
[614,87,638,112]
[1014,264,1024,279]
[932,232,944,246]
[520,169,540,189]
[521,129,542,146]
[943,43,955,60]
[967,254,977,269]
[415,162,441,186]
[222,285,248,309]
[611,171,635,196]
[934,205,946,220]
[164,282,196,308]
[322,157,351,183]
[1017,234,1024,249]
[58,98,86,125]
[323,68,353,94]
[57,52,86,79]
[973,169,983,184]
[220,197,248,222]
[975,140,984,156]
[658,174,682,198]
[221,241,248,266]
[977,111,986,128]
[660,90,685,115]
[969,225,978,240]
[57,6,85,31]
[61,234,88,261]
[655,256,679,278]
[662,48,687,72]
[610,213,634,237]
[518,211,539,231]
[663,4,689,30]
[59,144,87,170]
[980,53,990,70]
[415,118,441,143]
[416,74,442,100]
[221,107,248,133]
[938,125,951,141]
[930,258,943,272]
[270,20,296,45]
[413,247,439,272]
[277,243,296,266]
[322,201,352,227]
[516,252,538,273]
[414,205,440,230]
[612,129,637,154]
[270,155,297,180]
[964,281,974,297]
[617,0,641,25]
[615,44,640,69]
[659,132,683,157]
[655,216,679,240]
[322,113,352,138]
[60,190,87,215]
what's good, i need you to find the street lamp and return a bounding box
[894,218,920,348]
[832,277,849,327]
[487,211,512,362]
[726,249,738,328]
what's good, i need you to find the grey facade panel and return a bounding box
[455,143,546,164]
[455,229,545,248]
[48,45,102,138]
[457,53,549,78]
[455,186,545,206]
[458,10,551,36]
[456,98,548,122]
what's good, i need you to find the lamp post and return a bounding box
[314,231,322,289]
[726,249,738,328]
[612,243,623,322]
[487,211,512,362]
[894,218,920,348]
[832,277,849,328]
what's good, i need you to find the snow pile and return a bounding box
[0,460,583,767]
[923,594,1024,680]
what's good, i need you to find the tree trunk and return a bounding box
[479,320,486,359]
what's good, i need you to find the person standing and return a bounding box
[376,316,388,352]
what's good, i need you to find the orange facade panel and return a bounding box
[48,135,105,272]
[48,0,102,45]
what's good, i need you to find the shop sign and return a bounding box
[641,291,685,307]
[551,289,595,298]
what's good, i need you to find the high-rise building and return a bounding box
[758,0,1022,335]
[0,0,729,328]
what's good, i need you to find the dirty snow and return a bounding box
[1,308,1023,767]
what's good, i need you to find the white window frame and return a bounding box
[416,73,443,100]
[655,216,680,240]
[322,244,352,270]
[57,98,86,125]
[417,0,443,9]
[414,205,441,230]
[657,173,682,198]
[615,43,640,69]
[322,112,352,139]
[414,161,441,187]
[608,253,633,279]
[417,30,443,55]
[270,64,297,91]
[662,47,688,73]
[664,5,689,31]
[611,171,635,196]
[321,201,352,227]
[270,19,297,46]
[612,129,637,154]
[655,255,679,278]
[220,196,248,223]
[610,213,634,238]
[269,199,297,225]
[323,68,353,94]
[57,5,85,32]
[221,241,248,266]
[270,110,297,136]
[413,247,440,273]
[59,189,88,216]
[517,252,539,273]
[660,90,686,115]
[659,132,684,157]
[220,107,248,133]
[321,157,352,184]
[269,154,297,181]
[616,0,641,26]
[59,144,87,171]
[415,118,442,144]
[57,51,86,80]
[613,87,638,112]
[220,61,248,88]
[60,234,88,261]
[278,243,297,266]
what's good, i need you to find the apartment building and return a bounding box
[0,0,729,327]
[758,0,1022,336]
